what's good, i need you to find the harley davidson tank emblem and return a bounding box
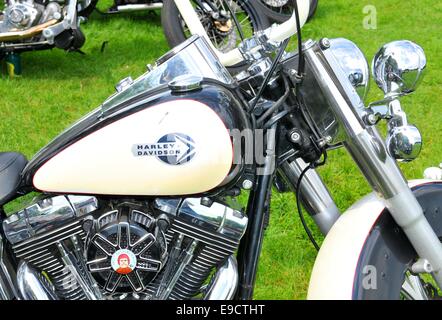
[111,249,137,275]
[132,133,196,165]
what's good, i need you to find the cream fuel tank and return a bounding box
[20,36,251,196]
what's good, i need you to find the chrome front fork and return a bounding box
[346,127,442,287]
[279,159,340,235]
[302,41,442,288]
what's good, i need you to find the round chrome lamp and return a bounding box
[386,125,422,162]
[372,40,427,162]
[372,40,426,99]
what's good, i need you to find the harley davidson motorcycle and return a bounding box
[0,0,440,300]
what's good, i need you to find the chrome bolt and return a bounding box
[43,29,53,38]
[242,179,254,190]
[290,131,301,143]
[366,113,378,125]
[318,136,332,148]
[320,38,331,50]
[53,12,62,20]
[289,69,298,77]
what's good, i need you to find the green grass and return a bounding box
[0,0,441,299]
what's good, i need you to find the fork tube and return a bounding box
[304,45,442,287]
[345,127,442,287]
[279,159,340,235]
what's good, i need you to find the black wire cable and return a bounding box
[257,75,290,126]
[296,164,320,251]
[292,0,305,77]
[249,0,305,115]
[263,109,289,129]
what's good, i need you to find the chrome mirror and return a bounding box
[372,40,426,99]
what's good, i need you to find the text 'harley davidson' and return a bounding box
[0,0,441,300]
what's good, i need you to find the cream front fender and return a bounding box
[307,179,440,300]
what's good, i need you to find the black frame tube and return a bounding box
[235,172,273,300]
[235,124,277,300]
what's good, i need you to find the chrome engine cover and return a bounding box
[2,196,247,300]
[84,203,168,294]
[1,0,42,31]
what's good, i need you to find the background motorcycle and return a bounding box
[95,0,271,72]
[0,0,96,56]
[0,0,270,75]
[98,0,270,53]
[259,0,318,23]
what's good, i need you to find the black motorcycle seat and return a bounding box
[0,152,27,206]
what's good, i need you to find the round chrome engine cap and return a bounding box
[85,207,167,294]
[7,4,32,27]
[111,249,137,275]
[9,9,26,24]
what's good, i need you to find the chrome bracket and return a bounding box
[411,259,434,274]
[238,30,280,63]
[365,98,422,162]
[365,98,408,125]
[42,0,79,44]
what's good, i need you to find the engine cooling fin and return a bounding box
[12,220,88,300]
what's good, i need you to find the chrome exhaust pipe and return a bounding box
[0,19,58,42]
[116,3,163,12]
[17,261,59,300]
[204,256,238,300]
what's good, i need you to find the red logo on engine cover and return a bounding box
[111,249,137,274]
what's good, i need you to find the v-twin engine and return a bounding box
[2,195,247,300]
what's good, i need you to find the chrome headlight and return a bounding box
[328,38,370,102]
[372,40,426,98]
